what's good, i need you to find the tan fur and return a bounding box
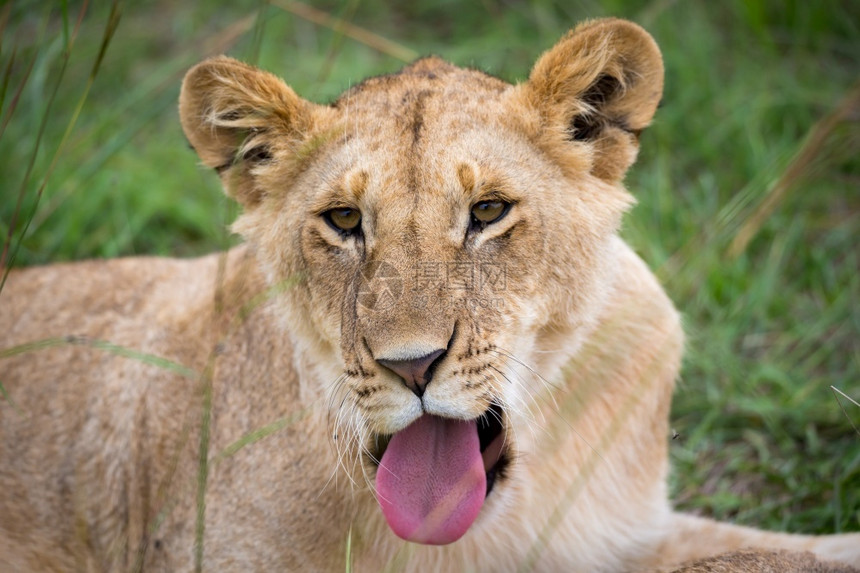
[663,549,860,573]
[1,19,857,572]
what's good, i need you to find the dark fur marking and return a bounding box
[567,73,637,141]
[479,223,517,255]
[495,225,516,243]
[305,227,343,257]
[360,337,374,377]
[403,219,420,260]
[242,145,272,163]
[355,385,380,398]
[584,74,621,108]
[409,90,431,147]
[218,110,242,122]
[569,113,601,142]
[357,402,384,413]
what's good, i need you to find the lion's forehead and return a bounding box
[332,64,514,142]
[334,56,510,109]
[322,115,542,203]
[311,63,541,213]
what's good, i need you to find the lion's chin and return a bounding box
[369,404,509,544]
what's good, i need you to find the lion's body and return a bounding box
[1,19,858,572]
[1,250,347,570]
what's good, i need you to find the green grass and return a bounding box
[1,0,858,544]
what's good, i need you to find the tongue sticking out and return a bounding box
[376,415,486,545]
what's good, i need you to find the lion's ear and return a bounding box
[179,56,315,206]
[523,18,663,182]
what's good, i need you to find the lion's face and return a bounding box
[180,19,662,545]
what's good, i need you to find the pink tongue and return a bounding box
[376,415,486,545]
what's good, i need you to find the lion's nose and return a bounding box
[377,348,446,398]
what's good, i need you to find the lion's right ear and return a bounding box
[179,56,315,206]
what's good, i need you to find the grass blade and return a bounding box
[728,82,860,257]
[0,335,199,379]
[210,409,311,464]
[269,0,418,62]
[194,355,215,573]
[831,386,860,438]
[0,3,89,286]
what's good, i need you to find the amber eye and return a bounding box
[324,208,362,235]
[470,200,510,229]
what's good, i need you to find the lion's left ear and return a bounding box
[521,18,664,182]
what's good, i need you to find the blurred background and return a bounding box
[1,0,858,534]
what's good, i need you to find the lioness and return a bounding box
[0,18,857,572]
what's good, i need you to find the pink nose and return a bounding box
[377,348,446,398]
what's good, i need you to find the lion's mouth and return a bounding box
[370,404,509,495]
[370,404,509,545]
[476,403,509,495]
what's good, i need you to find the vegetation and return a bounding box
[1,0,857,545]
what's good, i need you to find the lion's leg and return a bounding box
[647,512,860,570]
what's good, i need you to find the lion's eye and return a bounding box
[324,208,362,236]
[470,200,510,230]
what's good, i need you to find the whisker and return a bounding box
[487,366,543,441]
[489,347,562,393]
[487,371,530,452]
[489,355,605,464]
[489,348,562,424]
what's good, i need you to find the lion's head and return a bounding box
[180,18,662,545]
